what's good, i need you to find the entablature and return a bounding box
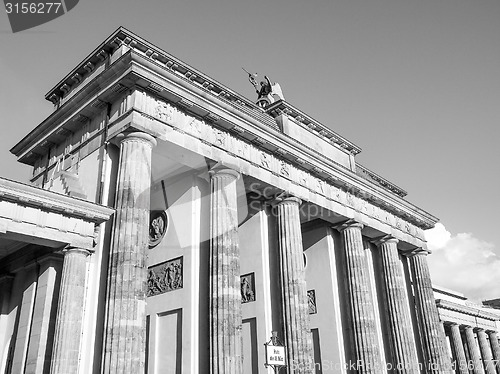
[356,164,407,198]
[436,299,500,321]
[437,299,500,331]
[10,27,438,237]
[0,178,113,255]
[0,177,113,223]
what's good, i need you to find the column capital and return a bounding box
[372,235,399,247]
[407,247,431,257]
[273,192,301,206]
[447,322,469,331]
[334,219,363,232]
[113,130,157,148]
[63,246,92,257]
[208,164,240,180]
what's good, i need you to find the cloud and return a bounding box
[425,223,500,301]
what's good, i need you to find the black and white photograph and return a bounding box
[0,1,499,373]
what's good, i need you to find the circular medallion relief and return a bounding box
[149,210,168,248]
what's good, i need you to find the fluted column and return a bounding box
[375,236,419,373]
[50,247,91,374]
[276,196,314,373]
[337,221,381,373]
[487,331,500,367]
[449,324,468,374]
[103,131,156,374]
[477,329,496,374]
[209,167,243,374]
[464,327,485,374]
[409,251,451,373]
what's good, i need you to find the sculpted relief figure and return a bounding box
[154,100,173,122]
[151,215,164,241]
[241,276,255,303]
[149,211,168,248]
[164,261,183,290]
[308,290,317,314]
[147,270,162,296]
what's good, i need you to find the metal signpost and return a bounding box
[264,331,287,374]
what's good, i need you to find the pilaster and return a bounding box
[374,236,418,373]
[25,254,62,374]
[50,247,91,374]
[0,274,14,371]
[409,251,451,373]
[276,195,314,373]
[209,166,243,374]
[103,131,156,374]
[337,220,381,373]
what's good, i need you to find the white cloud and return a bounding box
[425,223,451,250]
[425,223,500,302]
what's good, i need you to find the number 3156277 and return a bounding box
[5,3,62,14]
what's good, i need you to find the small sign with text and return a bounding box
[266,346,286,367]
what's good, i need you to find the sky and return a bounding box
[0,0,499,301]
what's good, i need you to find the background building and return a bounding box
[0,27,486,374]
[435,287,500,374]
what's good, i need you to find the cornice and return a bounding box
[44,27,267,125]
[433,286,467,300]
[265,101,407,198]
[11,31,279,162]
[10,52,133,161]
[436,299,500,321]
[0,178,114,223]
[44,27,122,104]
[356,164,407,198]
[266,100,362,156]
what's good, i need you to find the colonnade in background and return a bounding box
[445,323,500,374]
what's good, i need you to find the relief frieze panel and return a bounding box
[279,160,290,177]
[308,290,317,315]
[147,257,183,297]
[154,99,174,122]
[241,273,256,304]
[141,92,426,242]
